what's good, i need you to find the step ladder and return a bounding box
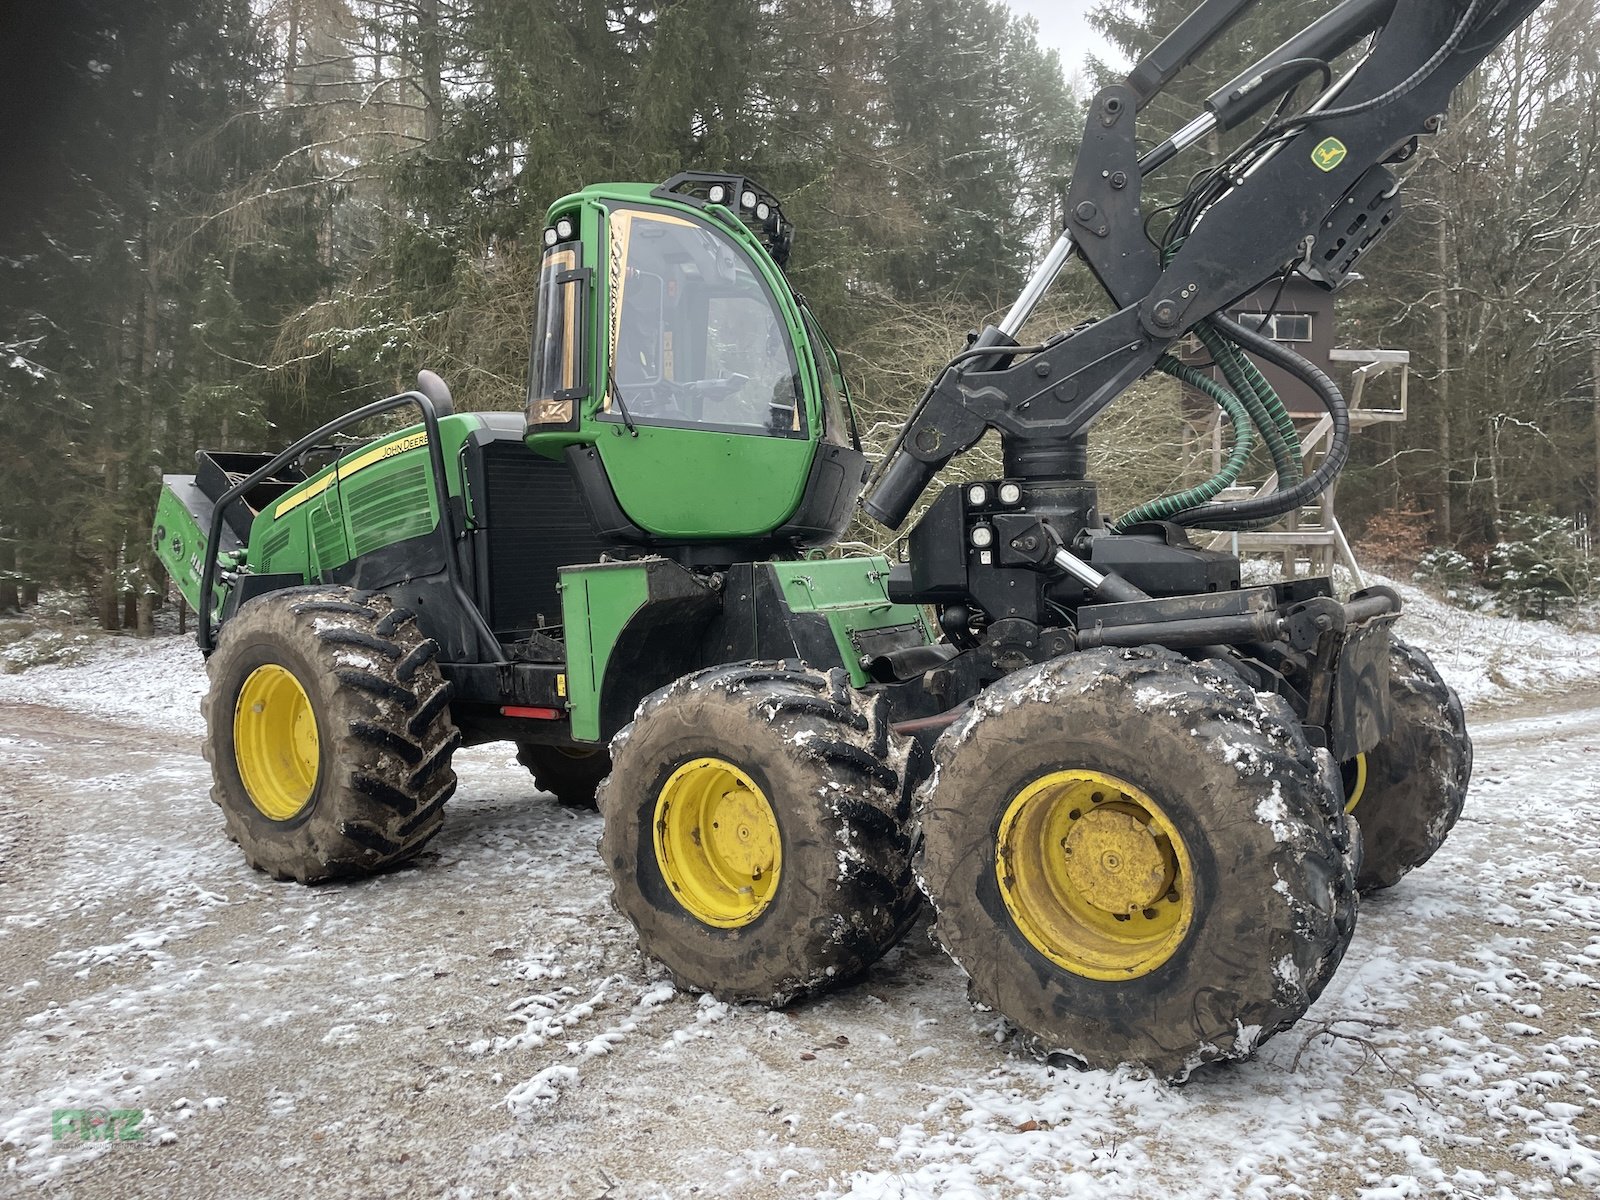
[1203,349,1410,588]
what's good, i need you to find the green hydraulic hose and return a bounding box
[1110,319,1300,532]
[1160,236,1302,483]
[1114,354,1257,530]
[1117,234,1306,529]
[1199,322,1302,488]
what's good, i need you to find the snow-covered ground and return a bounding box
[1,579,1597,1198]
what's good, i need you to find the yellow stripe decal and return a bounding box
[273,431,432,518]
[272,473,334,518]
[334,431,430,480]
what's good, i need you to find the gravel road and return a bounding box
[2,682,1598,1199]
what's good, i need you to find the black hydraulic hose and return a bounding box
[1203,0,1395,130]
[1169,311,1350,529]
[947,340,1053,368]
[1273,0,1487,134]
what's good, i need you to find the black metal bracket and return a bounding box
[196,391,500,660]
[1065,86,1162,306]
[863,306,1166,529]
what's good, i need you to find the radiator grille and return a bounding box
[254,524,292,570]
[345,463,435,559]
[309,502,346,571]
[479,442,607,636]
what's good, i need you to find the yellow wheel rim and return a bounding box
[234,664,320,821]
[1342,753,1368,814]
[995,769,1194,980]
[653,757,782,928]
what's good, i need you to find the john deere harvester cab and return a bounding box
[524,174,865,560]
[155,0,1533,1085]
[152,165,933,891]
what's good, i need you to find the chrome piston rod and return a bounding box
[997,230,1077,339]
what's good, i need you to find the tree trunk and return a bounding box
[417,0,444,143]
[285,0,302,104]
[98,560,120,631]
[1435,218,1453,539]
[1503,24,1527,180]
[96,455,121,630]
[1386,423,1401,511]
[1487,421,1504,544]
[1591,277,1600,521]
[136,546,163,637]
[0,532,18,612]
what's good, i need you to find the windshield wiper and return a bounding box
[606,365,640,437]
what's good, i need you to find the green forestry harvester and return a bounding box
[154,0,1534,1079]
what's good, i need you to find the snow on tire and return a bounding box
[202,585,459,883]
[597,661,922,1006]
[915,646,1359,1081]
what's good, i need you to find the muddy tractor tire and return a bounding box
[202,585,460,883]
[1344,637,1471,893]
[915,646,1359,1081]
[516,742,611,808]
[598,661,923,1006]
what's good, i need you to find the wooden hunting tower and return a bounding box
[1182,277,1409,584]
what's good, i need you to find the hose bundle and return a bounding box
[1113,308,1350,532]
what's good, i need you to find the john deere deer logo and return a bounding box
[1311,137,1348,172]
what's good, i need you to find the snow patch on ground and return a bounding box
[1382,576,1600,708]
[2,584,1599,1196]
[0,631,205,736]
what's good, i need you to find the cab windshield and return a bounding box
[605,205,805,437]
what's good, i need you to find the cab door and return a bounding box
[590,205,819,541]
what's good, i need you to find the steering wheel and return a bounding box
[658,374,752,423]
[690,373,750,402]
[623,374,756,424]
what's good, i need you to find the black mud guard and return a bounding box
[596,559,724,739]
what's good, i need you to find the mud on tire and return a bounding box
[516,742,610,808]
[598,661,923,1005]
[1348,637,1470,893]
[203,585,460,883]
[916,646,1358,1081]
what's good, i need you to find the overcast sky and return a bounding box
[1004,0,1127,83]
